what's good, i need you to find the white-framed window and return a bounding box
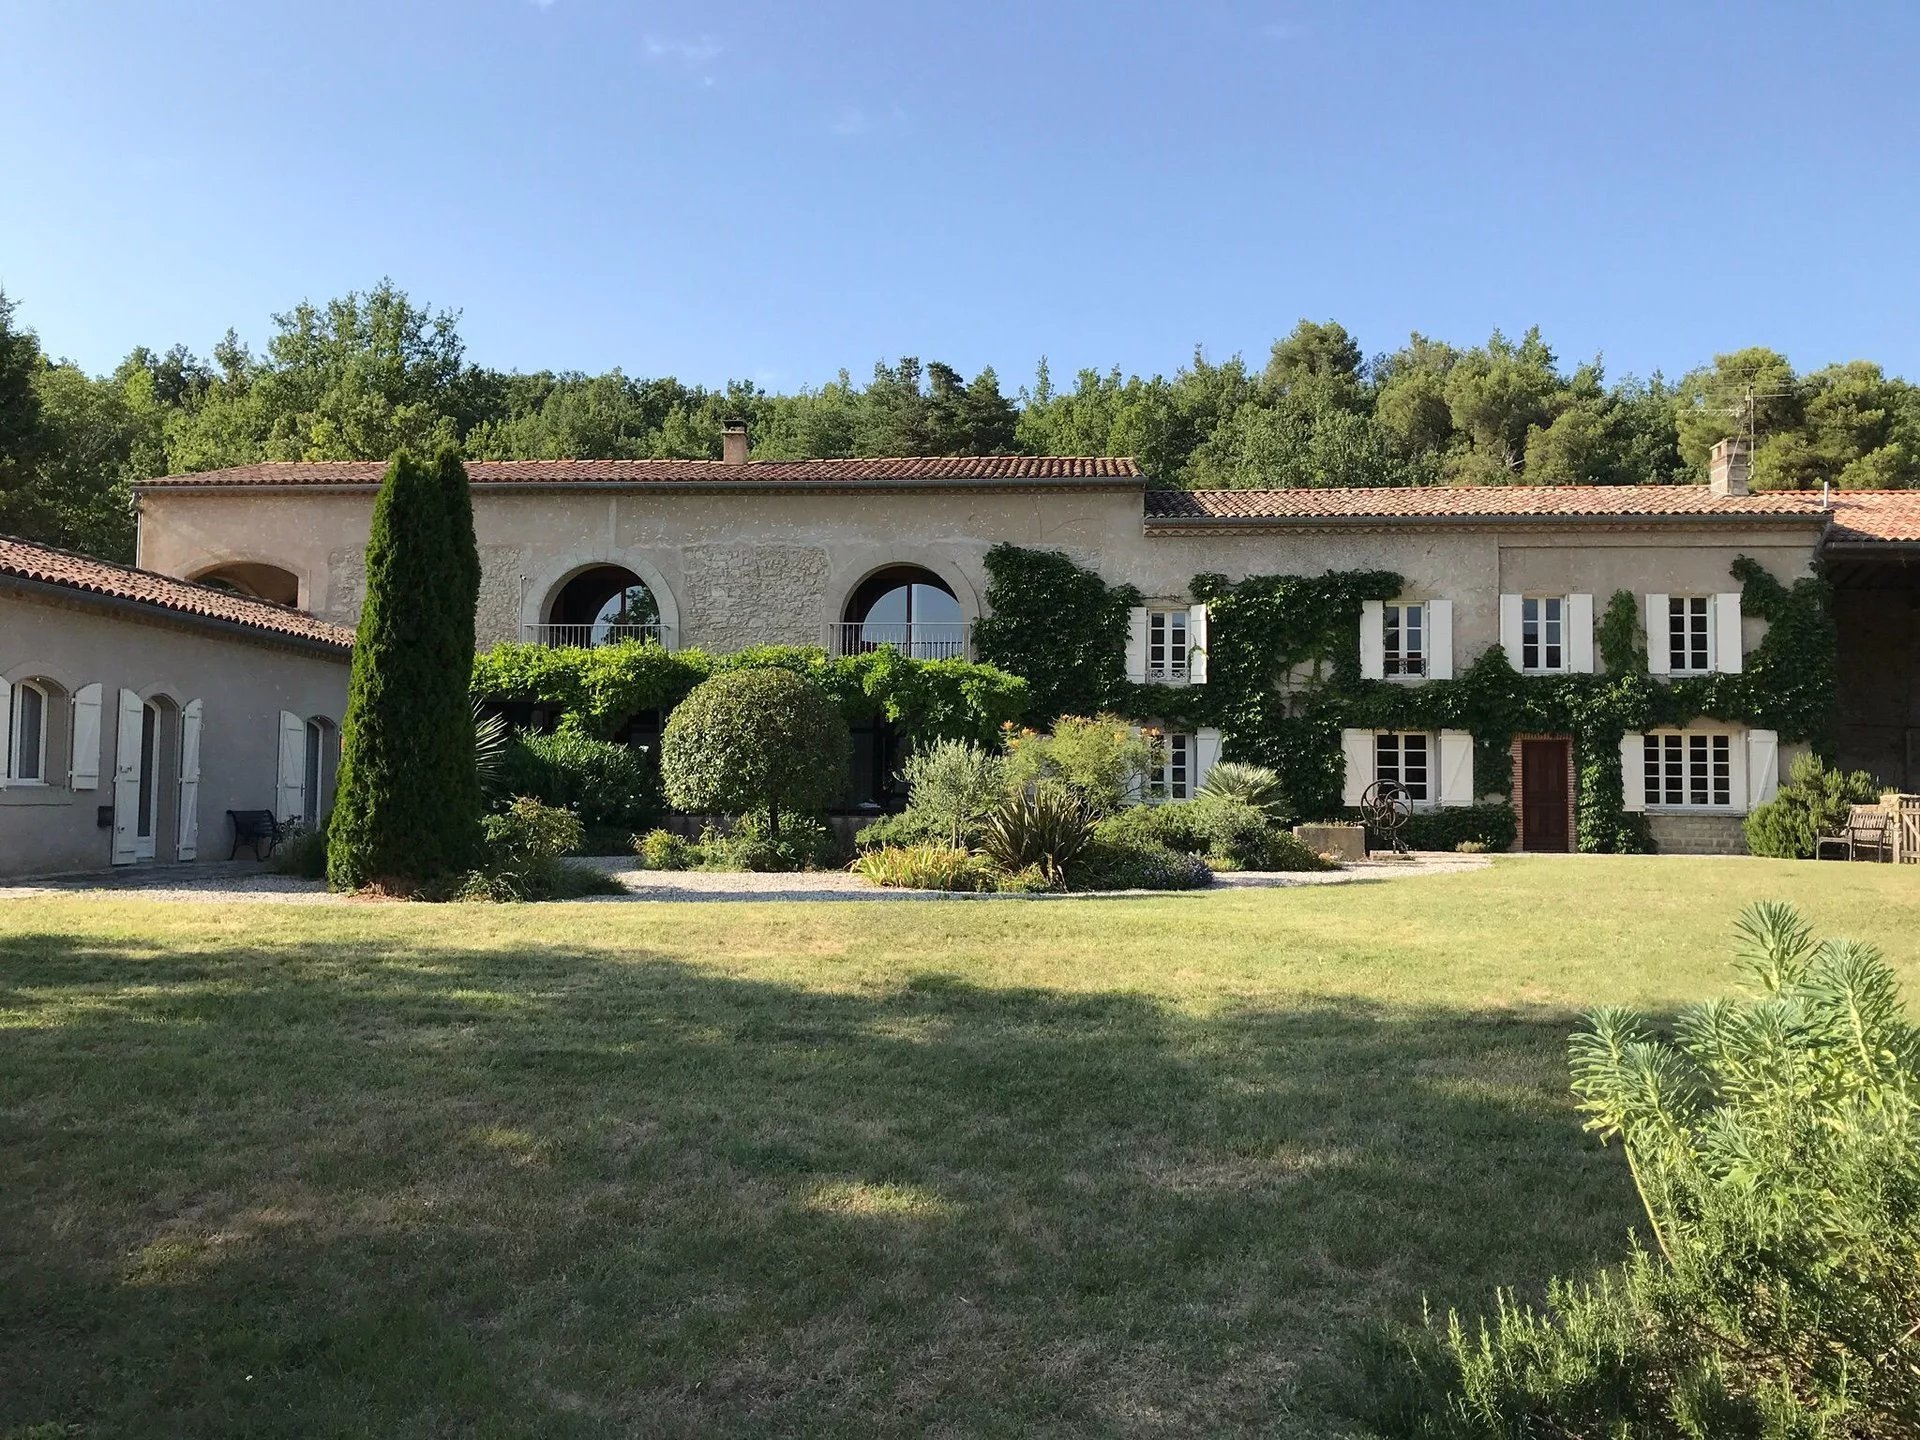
[1149,731,1193,802]
[1521,596,1565,673]
[6,680,48,784]
[1384,603,1425,677]
[1374,731,1431,803]
[1667,596,1712,674]
[1644,730,1734,809]
[1147,609,1189,683]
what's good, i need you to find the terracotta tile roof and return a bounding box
[0,535,354,650]
[140,456,1144,488]
[1144,484,1832,525]
[1804,491,1920,544]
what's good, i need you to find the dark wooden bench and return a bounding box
[1815,804,1891,862]
[227,809,283,861]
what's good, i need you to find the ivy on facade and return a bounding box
[472,642,1029,750]
[972,545,1839,853]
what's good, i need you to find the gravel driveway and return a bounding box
[0,854,1489,903]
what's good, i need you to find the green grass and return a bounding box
[3,857,1917,1438]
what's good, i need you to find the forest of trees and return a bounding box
[3,279,1916,565]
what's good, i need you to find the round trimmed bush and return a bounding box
[660,669,850,837]
[498,728,660,831]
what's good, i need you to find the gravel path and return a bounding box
[0,853,1490,904]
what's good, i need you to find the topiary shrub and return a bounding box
[660,668,851,839]
[1191,797,1330,870]
[497,728,660,832]
[1372,903,1920,1437]
[1744,753,1883,858]
[329,449,483,894]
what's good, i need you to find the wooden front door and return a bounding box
[1520,739,1572,852]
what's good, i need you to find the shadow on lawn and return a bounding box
[0,927,1647,1439]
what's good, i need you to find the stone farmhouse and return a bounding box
[3,423,1915,875]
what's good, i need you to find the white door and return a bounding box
[176,699,203,861]
[135,702,160,862]
[112,689,144,865]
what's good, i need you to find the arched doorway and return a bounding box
[838,566,966,660]
[537,567,666,648]
[191,562,301,607]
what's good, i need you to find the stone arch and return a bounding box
[833,556,979,661]
[518,553,680,646]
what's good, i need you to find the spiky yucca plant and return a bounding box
[1195,760,1288,820]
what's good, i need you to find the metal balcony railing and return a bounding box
[524,623,674,649]
[828,622,970,661]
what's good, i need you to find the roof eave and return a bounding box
[1144,511,1833,533]
[136,475,1148,496]
[0,574,354,657]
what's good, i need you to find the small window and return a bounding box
[7,681,48,783]
[1385,603,1425,677]
[1521,596,1565,673]
[1667,596,1712,673]
[1150,731,1193,802]
[1147,610,1190,683]
[303,720,324,828]
[1643,731,1733,809]
[1375,731,1431,803]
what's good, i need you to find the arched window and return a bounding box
[191,562,301,607]
[6,680,49,783]
[839,567,966,659]
[537,567,666,648]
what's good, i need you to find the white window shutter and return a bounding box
[113,689,144,864]
[1341,728,1374,807]
[1714,592,1743,674]
[1186,603,1209,684]
[1125,607,1149,684]
[277,710,307,824]
[1438,729,1474,807]
[1567,593,1595,673]
[1644,594,1669,676]
[1427,599,1454,679]
[68,682,103,790]
[0,675,10,787]
[1193,727,1222,793]
[1498,593,1523,663]
[1746,729,1779,809]
[1359,601,1385,680]
[176,699,203,861]
[1619,732,1646,812]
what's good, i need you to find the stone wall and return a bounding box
[679,543,831,651]
[1647,812,1748,855]
[329,545,525,638]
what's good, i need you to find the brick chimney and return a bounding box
[1708,435,1751,497]
[722,417,749,465]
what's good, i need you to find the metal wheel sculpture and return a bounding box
[1359,780,1414,854]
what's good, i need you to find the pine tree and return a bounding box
[326,449,482,892]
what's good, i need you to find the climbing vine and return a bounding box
[471,642,1029,749]
[974,545,1839,853]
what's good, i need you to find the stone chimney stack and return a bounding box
[722,418,749,466]
[1708,435,1751,497]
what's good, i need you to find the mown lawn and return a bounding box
[3,857,1917,1438]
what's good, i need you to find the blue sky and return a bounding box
[3,1,1916,390]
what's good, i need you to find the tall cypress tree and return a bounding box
[327,449,482,892]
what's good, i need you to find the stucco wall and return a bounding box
[0,592,350,877]
[135,485,1823,670]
